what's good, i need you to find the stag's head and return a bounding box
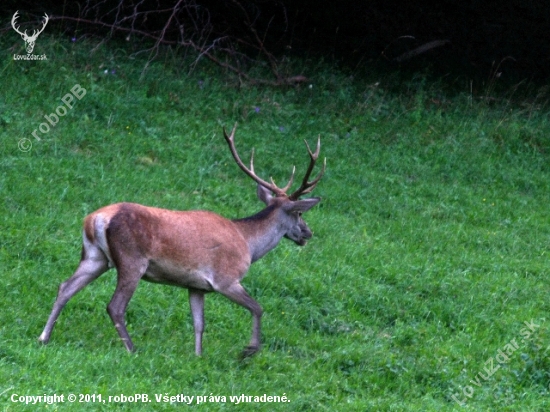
[223,123,326,246]
[12,11,49,54]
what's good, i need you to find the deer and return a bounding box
[38,124,325,358]
[11,11,49,54]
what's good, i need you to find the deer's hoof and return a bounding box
[240,345,259,359]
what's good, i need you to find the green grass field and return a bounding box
[1,35,550,410]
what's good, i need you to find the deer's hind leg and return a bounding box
[39,238,109,344]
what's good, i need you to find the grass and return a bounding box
[1,34,550,410]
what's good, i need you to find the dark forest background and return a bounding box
[1,0,549,83]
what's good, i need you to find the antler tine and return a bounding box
[270,166,296,193]
[223,123,288,196]
[35,13,49,36]
[288,135,326,200]
[11,11,24,36]
[251,148,296,194]
[11,11,49,37]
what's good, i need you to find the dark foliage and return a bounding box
[1,0,548,81]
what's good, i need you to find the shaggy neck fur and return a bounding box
[233,205,287,263]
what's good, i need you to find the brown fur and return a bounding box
[38,126,324,357]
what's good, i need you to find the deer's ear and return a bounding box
[283,197,321,213]
[257,184,273,205]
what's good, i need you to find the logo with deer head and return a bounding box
[11,11,49,54]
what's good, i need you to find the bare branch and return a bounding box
[393,39,450,62]
[47,0,306,86]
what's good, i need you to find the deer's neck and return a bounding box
[232,205,286,263]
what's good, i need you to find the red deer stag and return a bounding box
[38,124,325,357]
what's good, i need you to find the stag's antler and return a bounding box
[11,12,24,37]
[288,136,326,200]
[11,10,28,38]
[223,123,325,199]
[223,123,295,197]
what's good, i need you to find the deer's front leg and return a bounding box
[217,282,263,358]
[188,289,205,356]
